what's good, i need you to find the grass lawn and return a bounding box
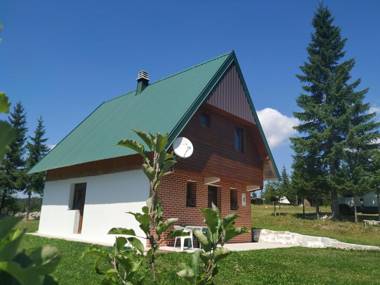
[252,204,380,246]
[19,235,380,285]
[14,220,380,285]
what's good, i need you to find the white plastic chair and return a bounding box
[174,227,194,251]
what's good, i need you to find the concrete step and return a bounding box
[254,229,380,251]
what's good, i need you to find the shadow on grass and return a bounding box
[292,212,379,222]
[270,213,288,217]
[293,212,330,220]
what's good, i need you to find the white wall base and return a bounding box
[39,170,149,247]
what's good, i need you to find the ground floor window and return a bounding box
[230,189,238,210]
[208,186,220,209]
[186,181,197,207]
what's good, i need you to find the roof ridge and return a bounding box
[104,51,233,104]
[147,51,232,86]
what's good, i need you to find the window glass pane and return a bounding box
[70,183,87,210]
[230,189,238,210]
[200,113,210,128]
[186,182,197,207]
[234,127,244,152]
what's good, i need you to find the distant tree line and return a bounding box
[0,102,48,219]
[263,5,380,220]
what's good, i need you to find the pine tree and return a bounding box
[369,149,380,221]
[0,102,27,213]
[263,180,281,216]
[291,5,379,218]
[291,167,308,217]
[25,117,49,219]
[292,131,327,218]
[279,167,297,204]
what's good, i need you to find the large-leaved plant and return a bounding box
[87,131,181,284]
[0,217,60,285]
[177,204,247,285]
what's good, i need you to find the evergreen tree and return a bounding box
[369,148,380,221]
[291,5,379,218]
[0,102,27,213]
[263,181,280,216]
[25,117,48,219]
[291,167,308,217]
[279,167,297,204]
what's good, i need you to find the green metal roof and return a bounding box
[30,51,279,178]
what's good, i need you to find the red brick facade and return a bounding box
[157,104,265,244]
[158,169,253,244]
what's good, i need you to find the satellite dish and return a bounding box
[173,137,194,158]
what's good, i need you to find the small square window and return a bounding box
[186,182,197,207]
[200,113,210,128]
[234,127,244,152]
[230,189,238,210]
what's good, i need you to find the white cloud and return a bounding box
[257,108,298,148]
[369,105,380,117]
[48,144,56,150]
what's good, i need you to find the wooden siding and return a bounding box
[207,64,256,124]
[177,105,264,186]
[46,155,142,181]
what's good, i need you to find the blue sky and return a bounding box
[1,1,379,172]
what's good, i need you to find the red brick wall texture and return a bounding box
[157,104,265,244]
[158,170,253,244]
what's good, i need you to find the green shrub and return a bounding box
[177,204,247,285]
[0,217,60,285]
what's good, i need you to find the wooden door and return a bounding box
[72,183,86,233]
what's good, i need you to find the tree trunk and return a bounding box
[330,189,340,219]
[354,203,358,223]
[377,192,380,222]
[316,200,320,220]
[273,202,276,216]
[302,198,305,218]
[26,191,32,221]
[0,191,7,214]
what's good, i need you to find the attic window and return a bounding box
[200,113,210,128]
[234,127,244,152]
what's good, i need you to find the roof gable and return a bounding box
[30,53,231,173]
[207,64,256,124]
[30,52,279,179]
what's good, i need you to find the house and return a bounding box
[30,51,279,246]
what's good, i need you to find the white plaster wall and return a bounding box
[39,170,149,244]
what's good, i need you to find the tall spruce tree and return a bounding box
[291,5,380,218]
[0,102,27,213]
[25,117,48,219]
